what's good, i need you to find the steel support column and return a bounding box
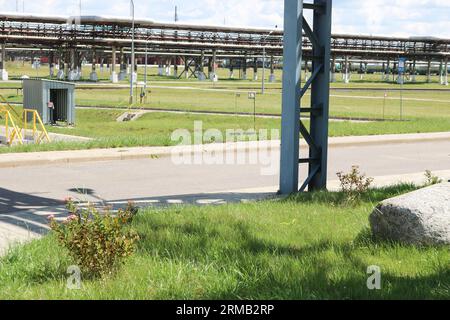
[280,0,332,195]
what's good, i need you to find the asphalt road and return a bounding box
[1,139,450,214]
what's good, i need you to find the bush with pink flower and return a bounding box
[49,199,139,277]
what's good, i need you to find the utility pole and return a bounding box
[175,6,179,22]
[129,0,135,105]
[144,41,148,95]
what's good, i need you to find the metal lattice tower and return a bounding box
[280,0,332,194]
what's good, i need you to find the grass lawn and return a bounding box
[0,184,448,299]
[1,108,450,154]
[0,62,448,154]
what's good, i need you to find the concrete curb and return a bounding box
[1,132,450,168]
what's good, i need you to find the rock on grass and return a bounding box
[370,183,450,245]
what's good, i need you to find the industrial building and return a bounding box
[22,79,76,125]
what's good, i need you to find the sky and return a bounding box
[2,0,450,37]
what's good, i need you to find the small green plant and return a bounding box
[424,170,442,186]
[336,166,374,203]
[49,199,139,277]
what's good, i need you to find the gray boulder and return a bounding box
[370,183,450,245]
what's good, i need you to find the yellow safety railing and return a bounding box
[0,94,51,146]
[0,94,21,120]
[0,109,24,146]
[23,109,51,144]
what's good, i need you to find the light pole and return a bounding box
[129,0,135,105]
[261,30,274,95]
[144,41,148,91]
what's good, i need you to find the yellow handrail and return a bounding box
[1,109,24,145]
[23,109,51,144]
[0,94,21,121]
[0,95,51,146]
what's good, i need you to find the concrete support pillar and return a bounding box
[165,57,171,76]
[444,57,449,86]
[269,55,276,83]
[63,51,69,79]
[210,50,218,81]
[359,62,364,80]
[100,57,105,72]
[344,56,350,84]
[126,54,131,74]
[426,59,432,83]
[174,56,179,78]
[158,57,163,76]
[439,60,444,85]
[305,59,310,81]
[229,59,234,79]
[330,57,336,82]
[207,57,212,78]
[55,55,61,72]
[242,56,247,80]
[0,43,8,81]
[90,49,98,81]
[384,60,390,82]
[198,51,206,81]
[110,46,118,83]
[68,48,77,81]
[57,53,65,80]
[118,48,127,81]
[183,57,189,79]
[253,57,258,81]
[364,62,368,79]
[411,60,416,83]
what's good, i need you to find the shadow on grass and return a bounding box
[135,211,449,299]
[287,183,419,207]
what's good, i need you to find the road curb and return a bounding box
[1,132,450,168]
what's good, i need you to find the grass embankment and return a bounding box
[0,184,448,299]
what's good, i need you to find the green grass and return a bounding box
[0,184,448,300]
[2,108,450,154]
[0,61,448,154]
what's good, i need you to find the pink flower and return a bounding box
[47,215,55,221]
[67,215,78,222]
[64,197,73,204]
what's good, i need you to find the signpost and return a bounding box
[235,92,241,117]
[248,92,256,130]
[398,57,406,120]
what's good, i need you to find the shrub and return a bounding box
[424,170,442,186]
[49,200,139,278]
[336,166,374,203]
